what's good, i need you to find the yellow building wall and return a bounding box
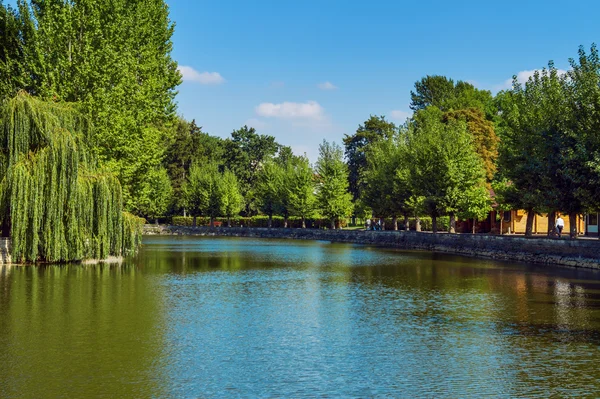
[510,211,585,234]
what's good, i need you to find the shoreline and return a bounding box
[144,225,600,270]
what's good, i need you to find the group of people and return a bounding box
[362,215,567,237]
[365,219,383,231]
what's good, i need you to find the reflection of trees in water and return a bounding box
[0,264,168,398]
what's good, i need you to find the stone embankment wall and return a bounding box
[145,225,600,269]
[0,238,11,265]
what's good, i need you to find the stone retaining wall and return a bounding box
[145,225,600,269]
[0,238,11,265]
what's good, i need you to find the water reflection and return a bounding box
[1,236,600,397]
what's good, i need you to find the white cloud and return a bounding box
[255,101,325,120]
[178,66,225,85]
[390,110,412,121]
[499,68,568,90]
[317,81,337,90]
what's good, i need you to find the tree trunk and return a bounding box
[392,216,398,231]
[155,218,159,225]
[228,217,232,227]
[525,209,535,237]
[449,213,456,233]
[381,218,385,231]
[404,215,410,231]
[210,216,214,228]
[547,211,556,236]
[284,214,288,229]
[268,214,272,228]
[183,208,187,218]
[432,215,438,234]
[193,215,197,227]
[330,219,336,230]
[569,212,578,239]
[416,216,422,232]
[302,216,306,229]
[472,218,476,234]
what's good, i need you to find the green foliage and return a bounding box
[171,215,346,229]
[137,167,173,222]
[221,169,244,224]
[254,160,283,225]
[1,0,181,212]
[564,45,600,212]
[362,131,414,219]
[0,93,142,262]
[443,108,499,182]
[222,125,279,213]
[316,140,354,227]
[406,107,488,231]
[185,162,222,221]
[410,75,494,118]
[285,156,316,227]
[343,115,397,200]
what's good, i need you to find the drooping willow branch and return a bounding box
[0,92,144,263]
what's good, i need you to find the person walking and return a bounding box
[555,215,565,238]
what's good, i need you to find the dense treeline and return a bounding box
[2,0,600,245]
[353,46,600,238]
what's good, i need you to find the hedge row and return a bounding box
[168,216,449,231]
[171,216,348,229]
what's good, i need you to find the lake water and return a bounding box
[2,236,600,398]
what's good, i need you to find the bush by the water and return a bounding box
[169,215,447,231]
[170,216,348,229]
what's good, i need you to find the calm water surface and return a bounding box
[2,236,600,398]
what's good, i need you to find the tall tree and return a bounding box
[137,167,173,224]
[254,160,283,228]
[443,108,500,183]
[406,107,487,233]
[563,44,600,237]
[0,93,143,262]
[220,170,244,227]
[495,65,580,236]
[1,0,181,211]
[362,131,414,230]
[222,125,279,214]
[316,140,353,229]
[410,75,494,118]
[286,156,316,228]
[343,115,396,201]
[185,162,222,227]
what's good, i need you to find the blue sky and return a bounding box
[6,0,598,160]
[146,1,599,161]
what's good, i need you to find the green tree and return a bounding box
[410,76,494,118]
[406,107,487,233]
[255,160,283,228]
[343,115,396,201]
[185,162,222,227]
[362,131,414,230]
[222,125,279,214]
[286,156,316,228]
[495,64,576,236]
[137,167,173,224]
[1,0,181,211]
[220,169,244,227]
[563,44,600,237]
[443,108,500,183]
[0,93,143,262]
[316,140,354,229]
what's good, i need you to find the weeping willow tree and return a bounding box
[0,92,145,263]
